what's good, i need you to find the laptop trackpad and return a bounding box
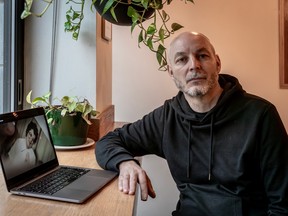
[54,173,116,200]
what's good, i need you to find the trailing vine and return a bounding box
[21,0,195,70]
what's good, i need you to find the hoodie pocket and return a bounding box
[173,183,243,216]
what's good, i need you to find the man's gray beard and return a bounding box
[186,86,208,97]
[174,73,218,98]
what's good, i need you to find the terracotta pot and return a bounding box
[93,0,155,26]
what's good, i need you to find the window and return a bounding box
[0,0,4,113]
[0,0,24,113]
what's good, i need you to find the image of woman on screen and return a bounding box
[2,120,39,178]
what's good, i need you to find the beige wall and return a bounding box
[112,1,288,215]
[112,0,288,131]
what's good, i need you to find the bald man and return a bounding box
[96,32,288,216]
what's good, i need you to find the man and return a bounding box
[95,32,288,215]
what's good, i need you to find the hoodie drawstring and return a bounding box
[208,114,214,181]
[186,114,215,181]
[187,122,192,178]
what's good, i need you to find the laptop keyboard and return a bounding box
[20,167,90,195]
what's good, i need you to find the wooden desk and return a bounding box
[0,123,136,216]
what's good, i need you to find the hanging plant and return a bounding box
[21,0,195,70]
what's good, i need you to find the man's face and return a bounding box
[168,33,221,98]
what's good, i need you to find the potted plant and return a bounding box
[21,0,195,71]
[26,91,99,146]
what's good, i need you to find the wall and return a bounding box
[112,0,288,215]
[113,0,288,128]
[24,0,96,107]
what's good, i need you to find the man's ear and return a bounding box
[167,65,174,77]
[215,55,221,72]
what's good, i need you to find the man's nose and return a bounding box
[189,57,200,70]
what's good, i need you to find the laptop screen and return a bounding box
[0,108,58,190]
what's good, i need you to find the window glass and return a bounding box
[0,0,4,113]
[0,0,24,113]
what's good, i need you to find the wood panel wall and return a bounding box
[96,13,113,112]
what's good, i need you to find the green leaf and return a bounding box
[66,7,72,14]
[21,10,32,19]
[33,97,49,107]
[127,6,140,21]
[72,12,80,20]
[31,97,46,104]
[171,23,184,32]
[73,32,79,40]
[131,22,137,33]
[61,109,68,117]
[138,30,144,43]
[147,37,153,50]
[159,28,165,43]
[61,96,69,105]
[66,14,71,21]
[43,92,51,99]
[147,23,156,35]
[83,105,92,117]
[26,90,32,104]
[156,44,166,65]
[25,0,34,11]
[21,0,34,19]
[127,6,133,17]
[64,22,72,31]
[69,101,77,113]
[91,110,98,116]
[47,118,53,124]
[26,90,51,108]
[154,0,163,9]
[110,7,118,22]
[103,0,115,15]
[141,0,149,9]
[162,10,168,21]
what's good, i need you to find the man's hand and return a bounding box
[118,160,156,201]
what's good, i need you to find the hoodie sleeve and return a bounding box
[259,105,288,215]
[95,105,165,172]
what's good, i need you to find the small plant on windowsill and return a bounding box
[26,91,99,146]
[26,91,98,125]
[21,0,195,71]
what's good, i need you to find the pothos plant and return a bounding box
[26,91,98,125]
[21,0,195,70]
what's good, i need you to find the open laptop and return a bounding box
[0,107,117,203]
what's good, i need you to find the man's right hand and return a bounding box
[118,160,156,201]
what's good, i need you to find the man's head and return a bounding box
[167,32,221,98]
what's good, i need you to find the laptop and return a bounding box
[0,107,117,203]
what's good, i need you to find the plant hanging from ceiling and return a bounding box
[21,0,195,71]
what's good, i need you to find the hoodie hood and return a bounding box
[170,74,246,179]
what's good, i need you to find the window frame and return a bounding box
[2,0,24,112]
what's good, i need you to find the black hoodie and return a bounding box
[96,74,288,216]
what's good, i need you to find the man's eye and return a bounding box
[198,54,209,59]
[175,57,187,64]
